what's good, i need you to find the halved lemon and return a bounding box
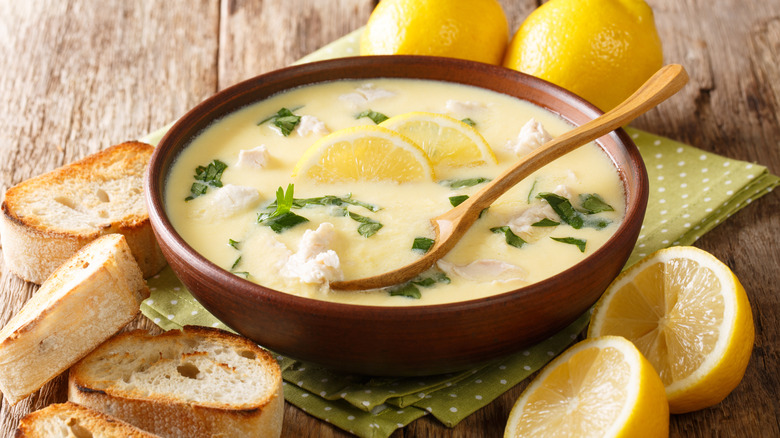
[588,246,754,414]
[379,112,496,169]
[292,125,434,182]
[504,336,669,438]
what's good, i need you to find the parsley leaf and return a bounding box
[412,237,435,252]
[579,193,615,214]
[286,193,380,212]
[490,226,527,248]
[532,218,560,227]
[527,179,538,203]
[348,211,383,238]
[258,107,302,136]
[461,118,476,127]
[440,177,491,188]
[185,159,228,201]
[551,237,587,252]
[537,192,583,229]
[258,184,310,233]
[231,256,242,270]
[387,271,450,299]
[449,194,469,207]
[355,109,389,124]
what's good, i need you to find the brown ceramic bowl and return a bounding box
[145,56,648,376]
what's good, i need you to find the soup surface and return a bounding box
[166,78,625,306]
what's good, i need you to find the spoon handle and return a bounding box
[452,64,689,218]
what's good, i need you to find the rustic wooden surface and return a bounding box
[0,0,777,436]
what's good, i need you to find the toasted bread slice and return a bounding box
[68,326,284,438]
[0,234,149,405]
[16,402,159,437]
[0,141,166,284]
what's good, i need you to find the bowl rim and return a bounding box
[145,55,649,320]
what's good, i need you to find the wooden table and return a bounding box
[0,1,777,436]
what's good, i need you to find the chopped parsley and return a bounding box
[527,179,539,203]
[257,184,310,233]
[449,194,469,207]
[579,193,615,214]
[537,192,583,229]
[258,107,302,136]
[461,118,476,127]
[231,256,242,270]
[228,239,241,249]
[490,226,527,248]
[387,271,451,299]
[279,193,380,212]
[440,177,491,189]
[532,218,560,227]
[551,237,587,252]
[348,211,383,238]
[355,109,389,124]
[185,159,227,201]
[412,237,435,253]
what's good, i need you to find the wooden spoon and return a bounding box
[330,64,689,291]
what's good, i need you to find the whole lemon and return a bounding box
[360,0,509,65]
[503,0,663,111]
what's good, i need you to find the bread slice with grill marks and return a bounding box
[68,326,284,438]
[0,141,166,284]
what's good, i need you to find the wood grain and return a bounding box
[0,0,777,436]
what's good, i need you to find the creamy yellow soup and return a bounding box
[165,79,625,306]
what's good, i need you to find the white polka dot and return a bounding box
[362,401,369,406]
[523,365,531,371]
[153,274,161,279]
[173,287,180,291]
[211,322,220,327]
[418,393,426,398]
[656,164,663,169]
[724,162,731,167]
[683,213,690,218]
[426,407,433,412]
[679,172,687,178]
[397,423,403,428]
[191,310,198,315]
[523,350,530,356]
[659,199,666,204]
[475,379,482,383]
[706,208,713,213]
[662,240,669,244]
[684,223,691,228]
[638,243,646,248]
[500,379,507,384]
[170,300,177,305]
[347,416,355,421]
[681,194,689,199]
[725,180,732,185]
[345,47,355,54]
[655,153,663,159]
[298,381,304,386]
[660,210,667,215]
[654,139,662,146]
[450,393,457,397]
[660,219,668,224]
[702,168,709,173]
[680,183,688,188]
[746,163,754,169]
[149,287,157,291]
[146,299,154,305]
[676,147,684,153]
[365,389,372,394]
[153,318,161,324]
[727,190,734,195]
[475,395,483,400]
[699,154,707,160]
[678,161,686,166]
[747,174,755,179]
[547,351,555,356]
[450,407,458,413]
[703,187,710,192]
[704,197,712,202]
[320,391,327,396]
[397,410,404,414]
[638,253,646,257]
[340,392,347,398]
[499,365,506,370]
[302,393,309,398]
[658,187,666,192]
[657,175,665,181]
[661,229,668,233]
[632,133,640,139]
[167,314,174,320]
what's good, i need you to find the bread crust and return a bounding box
[68,326,284,438]
[16,402,159,437]
[0,234,150,405]
[0,141,166,284]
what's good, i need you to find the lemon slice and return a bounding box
[504,336,669,438]
[292,125,434,182]
[379,112,497,169]
[588,246,754,414]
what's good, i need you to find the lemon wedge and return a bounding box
[379,112,496,170]
[588,246,754,413]
[504,336,669,438]
[292,125,435,183]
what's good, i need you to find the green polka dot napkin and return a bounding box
[139,28,779,438]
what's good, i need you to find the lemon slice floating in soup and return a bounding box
[292,125,435,182]
[380,111,497,169]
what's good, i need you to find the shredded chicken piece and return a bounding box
[282,223,344,284]
[296,115,329,136]
[505,118,552,156]
[437,259,527,283]
[210,184,260,217]
[236,145,269,168]
[339,83,396,108]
